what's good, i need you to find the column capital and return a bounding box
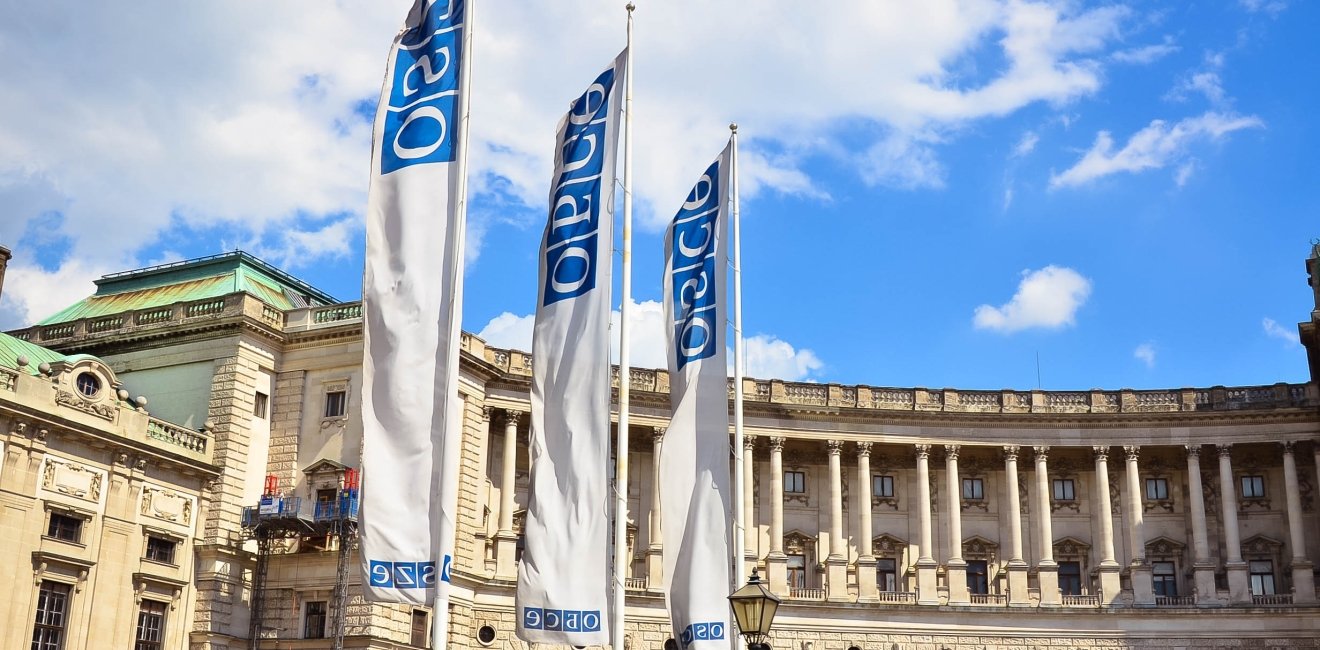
[1185,445,1202,459]
[652,427,666,443]
[767,436,786,452]
[944,444,960,461]
[826,439,844,455]
[482,406,494,422]
[914,444,932,459]
[504,409,524,426]
[855,441,872,457]
[1003,445,1020,461]
[1092,446,1110,462]
[1282,440,1297,455]
[1216,444,1233,458]
[1124,445,1140,462]
[1033,446,1049,462]
[743,434,756,450]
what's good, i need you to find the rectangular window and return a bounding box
[961,478,984,500]
[1241,475,1266,499]
[145,536,177,565]
[32,581,70,650]
[1145,478,1170,500]
[1052,479,1075,501]
[966,560,989,595]
[411,609,429,647]
[324,390,347,418]
[1249,560,1275,595]
[304,601,327,639]
[786,554,807,589]
[1058,561,1082,596]
[315,488,338,520]
[47,512,83,543]
[876,558,897,592]
[253,391,269,419]
[784,471,806,494]
[1153,561,1177,597]
[135,600,167,650]
[873,475,894,498]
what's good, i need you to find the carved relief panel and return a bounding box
[40,456,106,508]
[139,484,198,534]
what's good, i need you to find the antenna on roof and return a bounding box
[1036,351,1042,390]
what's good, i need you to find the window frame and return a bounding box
[135,599,168,650]
[32,580,72,650]
[411,609,430,647]
[872,474,895,498]
[966,559,989,595]
[1240,475,1266,499]
[1152,560,1177,597]
[253,391,269,419]
[783,470,806,495]
[1051,478,1075,502]
[323,390,348,419]
[786,553,807,590]
[46,511,84,544]
[144,535,178,565]
[1145,477,1170,501]
[1248,560,1275,596]
[1058,561,1082,596]
[304,600,328,639]
[961,477,985,501]
[876,557,897,592]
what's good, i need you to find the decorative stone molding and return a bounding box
[41,457,104,503]
[767,437,785,452]
[872,533,907,557]
[1003,445,1020,461]
[481,406,493,422]
[944,444,960,461]
[141,485,196,528]
[914,444,931,459]
[855,441,871,458]
[55,389,117,421]
[826,440,843,455]
[1033,445,1048,462]
[504,409,524,427]
[1124,445,1141,463]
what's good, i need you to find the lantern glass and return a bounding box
[728,570,780,643]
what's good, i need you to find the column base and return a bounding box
[945,560,969,605]
[1006,561,1031,606]
[1291,560,1316,604]
[856,555,879,602]
[1226,561,1250,605]
[916,559,940,605]
[1036,562,1060,607]
[1129,563,1155,606]
[825,556,850,602]
[646,546,664,593]
[766,552,789,597]
[1193,562,1219,606]
[1096,562,1122,606]
[494,531,519,579]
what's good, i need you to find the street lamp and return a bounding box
[728,569,780,650]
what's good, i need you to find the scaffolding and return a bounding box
[242,474,359,650]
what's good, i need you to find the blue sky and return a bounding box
[0,0,1315,391]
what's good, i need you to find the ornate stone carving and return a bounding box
[653,427,666,444]
[42,457,104,503]
[744,435,757,451]
[55,389,117,420]
[872,534,906,557]
[1003,445,1020,461]
[1124,445,1141,462]
[1033,446,1048,461]
[481,406,493,422]
[914,444,931,459]
[767,437,785,452]
[855,441,872,458]
[141,486,195,527]
[826,440,843,455]
[1216,444,1233,459]
[504,409,524,426]
[944,444,960,460]
[1185,445,1202,459]
[1092,446,1110,462]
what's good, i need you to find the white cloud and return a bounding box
[1049,112,1263,188]
[973,265,1092,333]
[1167,71,1227,105]
[0,259,116,330]
[1133,343,1156,368]
[1012,131,1040,158]
[1262,317,1300,346]
[0,0,1137,312]
[1111,37,1179,65]
[1174,160,1197,187]
[474,300,823,381]
[1239,0,1287,16]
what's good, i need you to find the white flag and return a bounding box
[661,142,734,650]
[360,0,468,610]
[517,49,628,646]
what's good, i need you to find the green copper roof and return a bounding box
[0,331,70,374]
[37,251,338,326]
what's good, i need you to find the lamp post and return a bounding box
[728,569,781,650]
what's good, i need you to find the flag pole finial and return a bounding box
[626,2,635,12]
[730,123,738,133]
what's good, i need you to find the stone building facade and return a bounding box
[3,245,1320,649]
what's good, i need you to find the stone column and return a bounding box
[825,440,849,601]
[914,444,939,605]
[1093,446,1122,604]
[495,409,522,578]
[1003,445,1030,605]
[1124,446,1154,605]
[647,427,665,590]
[1282,442,1316,603]
[945,445,969,605]
[1033,446,1060,606]
[1185,446,1217,604]
[743,435,757,580]
[766,437,788,595]
[1217,444,1250,604]
[855,442,878,602]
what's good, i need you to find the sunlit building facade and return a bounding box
[2,245,1319,649]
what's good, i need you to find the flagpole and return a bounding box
[435,0,475,646]
[729,124,746,649]
[612,5,635,650]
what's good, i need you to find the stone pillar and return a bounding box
[1282,442,1316,603]
[743,435,757,580]
[1217,444,1250,604]
[1185,446,1217,604]
[825,440,849,601]
[1093,446,1122,605]
[945,445,969,605]
[495,410,522,578]
[1003,445,1030,605]
[1124,446,1154,605]
[856,442,878,602]
[1033,446,1060,606]
[647,427,666,590]
[914,444,939,605]
[766,437,787,595]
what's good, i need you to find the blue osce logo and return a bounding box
[522,607,602,633]
[381,0,465,174]
[680,621,726,648]
[669,159,721,370]
[542,64,618,307]
[367,555,450,589]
